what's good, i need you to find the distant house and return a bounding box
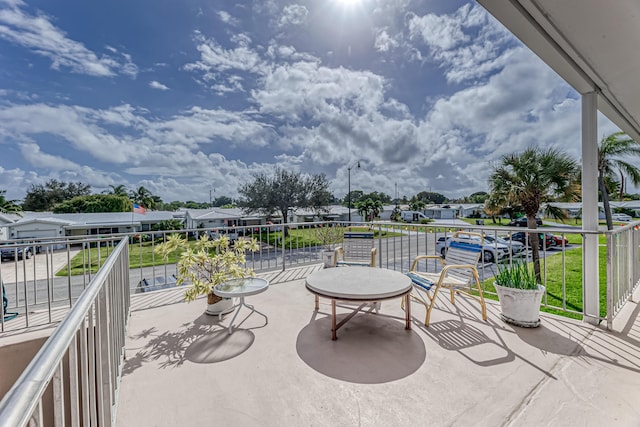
[290,205,364,223]
[424,205,457,220]
[3,211,182,241]
[182,208,264,230]
[456,204,486,218]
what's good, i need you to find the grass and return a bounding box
[59,227,405,276]
[481,245,607,320]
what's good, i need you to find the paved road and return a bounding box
[2,233,572,315]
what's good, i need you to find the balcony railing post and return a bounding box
[606,232,614,330]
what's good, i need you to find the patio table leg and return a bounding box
[225,296,268,335]
[331,299,337,340]
[405,294,411,330]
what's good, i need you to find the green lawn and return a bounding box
[481,245,607,320]
[59,227,404,276]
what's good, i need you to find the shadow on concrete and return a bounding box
[513,323,585,356]
[296,312,426,384]
[123,312,259,374]
[421,319,516,366]
[186,329,255,364]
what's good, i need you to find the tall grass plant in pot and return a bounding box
[155,233,259,315]
[494,259,546,327]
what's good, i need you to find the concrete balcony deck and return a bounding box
[116,265,640,426]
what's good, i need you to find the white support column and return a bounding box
[582,92,600,324]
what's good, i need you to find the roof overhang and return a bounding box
[478,0,640,142]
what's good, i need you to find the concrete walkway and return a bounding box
[116,270,640,426]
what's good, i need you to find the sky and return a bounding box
[0,0,621,204]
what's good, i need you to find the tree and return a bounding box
[342,190,364,207]
[408,196,426,212]
[105,184,129,197]
[0,190,22,216]
[152,219,184,231]
[23,180,91,211]
[469,191,488,204]
[53,195,131,213]
[415,191,447,204]
[129,186,158,210]
[213,196,233,207]
[489,147,579,281]
[238,168,332,234]
[597,132,640,230]
[355,198,383,221]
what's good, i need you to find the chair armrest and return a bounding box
[333,246,344,267]
[410,255,445,271]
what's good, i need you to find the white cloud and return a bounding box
[0,1,138,77]
[279,4,308,27]
[149,80,169,91]
[374,29,398,53]
[408,3,513,84]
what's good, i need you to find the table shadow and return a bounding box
[296,312,426,384]
[185,329,255,364]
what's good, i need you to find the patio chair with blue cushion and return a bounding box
[314,229,379,311]
[404,231,487,327]
[333,230,377,267]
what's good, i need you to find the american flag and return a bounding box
[133,203,147,215]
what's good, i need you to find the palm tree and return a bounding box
[597,132,640,230]
[106,184,129,197]
[129,186,157,210]
[0,190,22,216]
[355,198,383,222]
[489,147,579,281]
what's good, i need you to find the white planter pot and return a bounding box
[494,283,546,328]
[322,250,336,268]
[205,297,235,316]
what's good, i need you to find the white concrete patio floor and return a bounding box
[117,265,640,426]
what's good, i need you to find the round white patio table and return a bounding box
[305,266,412,340]
[213,277,269,334]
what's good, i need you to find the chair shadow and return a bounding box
[296,312,426,384]
[420,319,516,366]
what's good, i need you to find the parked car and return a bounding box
[436,234,510,264]
[509,217,543,227]
[611,213,633,222]
[0,245,34,261]
[483,234,525,254]
[510,231,555,249]
[550,233,569,246]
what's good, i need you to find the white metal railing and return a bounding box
[606,222,640,328]
[1,220,638,331]
[0,237,130,426]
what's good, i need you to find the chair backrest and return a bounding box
[338,231,376,266]
[443,232,483,283]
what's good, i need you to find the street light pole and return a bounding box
[347,160,361,223]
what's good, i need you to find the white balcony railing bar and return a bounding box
[0,237,130,427]
[1,220,639,332]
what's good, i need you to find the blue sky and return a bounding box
[0,0,620,203]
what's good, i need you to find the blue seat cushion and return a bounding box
[336,261,371,267]
[406,272,434,291]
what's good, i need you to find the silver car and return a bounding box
[436,234,510,264]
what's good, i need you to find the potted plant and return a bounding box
[493,259,546,327]
[155,233,259,315]
[313,224,343,267]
